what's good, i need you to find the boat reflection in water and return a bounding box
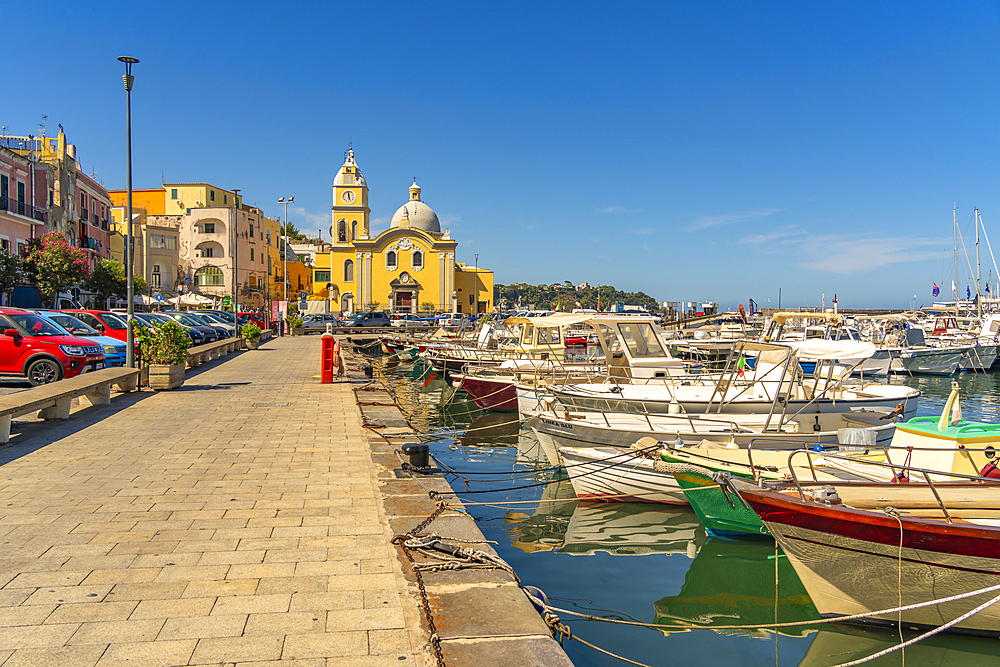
[653,538,820,638]
[799,624,1000,666]
[506,473,706,557]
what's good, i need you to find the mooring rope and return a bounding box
[544,580,1000,630]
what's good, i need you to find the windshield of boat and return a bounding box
[537,326,560,345]
[520,324,533,346]
[617,322,668,358]
[596,324,623,355]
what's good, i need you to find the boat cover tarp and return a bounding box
[770,312,844,325]
[785,340,876,360]
[504,313,598,327]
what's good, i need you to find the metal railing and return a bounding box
[0,196,47,223]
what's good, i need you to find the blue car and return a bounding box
[37,311,128,367]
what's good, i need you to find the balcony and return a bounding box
[78,236,100,252]
[0,196,48,224]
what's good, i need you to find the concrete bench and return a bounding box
[0,367,143,444]
[186,338,241,369]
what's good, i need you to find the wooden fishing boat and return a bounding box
[740,477,1000,636]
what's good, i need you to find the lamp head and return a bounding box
[117,56,139,64]
[289,196,294,203]
[278,197,285,203]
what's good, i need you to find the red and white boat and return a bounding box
[740,478,1000,636]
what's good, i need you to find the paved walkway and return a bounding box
[0,336,426,667]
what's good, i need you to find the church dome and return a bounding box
[390,181,440,233]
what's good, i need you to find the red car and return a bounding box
[238,312,267,327]
[61,310,130,342]
[0,307,105,385]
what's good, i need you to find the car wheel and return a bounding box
[27,358,63,386]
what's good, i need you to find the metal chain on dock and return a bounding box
[390,500,450,667]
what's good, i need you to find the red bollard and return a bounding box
[321,333,335,383]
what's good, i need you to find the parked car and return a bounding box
[60,310,130,342]
[188,312,235,337]
[436,312,466,327]
[301,313,340,331]
[0,307,105,385]
[134,312,205,346]
[163,312,223,342]
[343,312,392,328]
[238,312,267,328]
[37,311,128,368]
[391,313,434,328]
[195,310,250,327]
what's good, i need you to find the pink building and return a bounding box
[0,144,48,256]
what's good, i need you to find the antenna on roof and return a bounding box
[38,115,47,138]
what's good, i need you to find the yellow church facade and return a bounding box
[312,149,493,315]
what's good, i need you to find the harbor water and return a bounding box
[377,358,1000,667]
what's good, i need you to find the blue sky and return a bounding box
[6,1,1000,310]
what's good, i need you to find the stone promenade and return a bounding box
[0,336,427,667]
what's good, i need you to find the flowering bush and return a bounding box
[26,232,91,303]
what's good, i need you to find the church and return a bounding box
[312,148,493,315]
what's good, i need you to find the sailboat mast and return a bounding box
[977,207,982,318]
[954,205,958,304]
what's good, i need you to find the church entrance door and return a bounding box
[396,291,413,312]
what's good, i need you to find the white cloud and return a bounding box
[738,225,803,245]
[291,206,329,227]
[600,206,645,214]
[687,207,786,232]
[794,235,948,274]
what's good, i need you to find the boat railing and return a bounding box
[782,448,1000,523]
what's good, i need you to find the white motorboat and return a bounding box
[549,340,920,420]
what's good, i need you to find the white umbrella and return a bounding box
[179,293,213,306]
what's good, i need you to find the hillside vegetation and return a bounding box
[494,281,659,312]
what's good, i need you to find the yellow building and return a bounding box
[312,149,493,314]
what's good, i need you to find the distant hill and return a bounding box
[494,282,659,312]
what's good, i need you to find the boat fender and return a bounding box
[523,586,548,614]
[979,461,1000,479]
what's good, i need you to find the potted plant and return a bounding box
[242,322,262,349]
[135,320,191,390]
[287,315,304,336]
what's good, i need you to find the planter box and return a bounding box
[291,328,304,336]
[148,363,186,390]
[247,336,261,350]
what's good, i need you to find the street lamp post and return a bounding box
[118,55,139,368]
[265,229,272,333]
[474,253,479,314]
[232,188,240,327]
[278,196,293,335]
